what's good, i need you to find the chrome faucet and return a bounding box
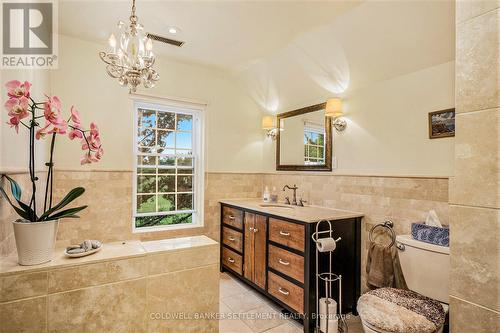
[282,184,298,205]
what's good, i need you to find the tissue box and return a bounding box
[411,223,449,247]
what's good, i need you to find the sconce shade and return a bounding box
[262,115,275,130]
[325,98,343,118]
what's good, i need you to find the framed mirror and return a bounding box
[276,102,332,171]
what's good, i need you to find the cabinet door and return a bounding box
[244,213,255,282]
[253,214,267,289]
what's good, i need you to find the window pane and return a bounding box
[176,132,192,149]
[138,128,156,147]
[177,157,193,167]
[177,114,193,131]
[139,109,156,127]
[138,155,156,166]
[138,167,156,174]
[158,168,175,175]
[137,175,156,193]
[177,175,193,192]
[139,147,155,154]
[178,168,193,175]
[310,146,319,158]
[158,156,175,167]
[318,147,324,158]
[318,134,324,145]
[177,193,193,210]
[137,194,156,213]
[135,213,192,228]
[158,130,175,149]
[158,194,175,212]
[157,112,175,130]
[158,175,175,192]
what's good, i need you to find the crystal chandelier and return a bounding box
[99,0,159,92]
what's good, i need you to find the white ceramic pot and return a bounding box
[12,219,59,266]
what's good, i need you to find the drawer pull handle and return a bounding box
[279,231,290,236]
[253,228,259,233]
[278,258,290,266]
[227,258,235,263]
[228,236,236,241]
[278,287,290,296]
[228,215,235,220]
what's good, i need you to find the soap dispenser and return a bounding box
[263,186,270,202]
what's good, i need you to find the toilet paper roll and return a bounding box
[319,298,338,333]
[316,237,336,252]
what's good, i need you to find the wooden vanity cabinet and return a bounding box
[243,213,267,289]
[220,203,362,333]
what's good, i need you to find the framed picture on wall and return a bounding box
[428,108,455,139]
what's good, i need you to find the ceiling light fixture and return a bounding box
[99,0,159,92]
[168,27,178,34]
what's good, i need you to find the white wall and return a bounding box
[50,35,264,173]
[263,61,455,177]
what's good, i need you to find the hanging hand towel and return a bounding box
[366,242,394,290]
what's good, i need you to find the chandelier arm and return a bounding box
[98,52,130,71]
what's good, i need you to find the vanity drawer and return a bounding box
[222,247,243,275]
[222,206,244,230]
[222,227,243,252]
[268,245,304,283]
[269,218,305,252]
[267,271,304,313]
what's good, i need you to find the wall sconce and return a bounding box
[262,115,280,140]
[326,98,347,132]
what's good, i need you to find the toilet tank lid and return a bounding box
[396,235,449,255]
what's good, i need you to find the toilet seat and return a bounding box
[357,288,446,333]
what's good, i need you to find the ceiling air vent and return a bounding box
[147,33,185,47]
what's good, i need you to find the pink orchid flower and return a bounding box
[80,152,98,165]
[35,123,51,140]
[5,96,29,120]
[95,147,104,160]
[6,80,31,99]
[44,95,63,125]
[70,106,81,125]
[68,128,83,140]
[48,120,68,135]
[6,117,20,133]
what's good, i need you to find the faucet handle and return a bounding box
[284,197,291,205]
[298,198,307,207]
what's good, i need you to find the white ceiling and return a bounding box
[59,0,455,112]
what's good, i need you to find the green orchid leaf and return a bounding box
[1,174,37,220]
[0,186,33,220]
[39,187,85,220]
[47,205,87,220]
[2,175,22,201]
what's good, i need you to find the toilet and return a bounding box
[357,235,449,333]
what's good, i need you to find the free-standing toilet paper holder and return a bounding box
[312,220,348,333]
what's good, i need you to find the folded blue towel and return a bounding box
[411,223,449,247]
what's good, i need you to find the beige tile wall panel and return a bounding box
[47,278,147,333]
[0,271,48,302]
[456,9,500,114]
[449,109,500,208]
[450,205,499,310]
[449,297,500,332]
[0,296,47,333]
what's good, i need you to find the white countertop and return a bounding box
[220,198,363,223]
[0,235,218,276]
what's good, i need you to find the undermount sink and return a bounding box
[259,204,295,210]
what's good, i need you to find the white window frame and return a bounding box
[132,100,205,233]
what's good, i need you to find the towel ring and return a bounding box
[369,220,396,248]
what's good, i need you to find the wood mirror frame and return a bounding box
[276,102,332,171]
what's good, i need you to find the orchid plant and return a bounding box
[0,80,103,222]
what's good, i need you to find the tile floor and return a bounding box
[219,272,364,333]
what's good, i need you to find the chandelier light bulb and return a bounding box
[146,38,153,51]
[108,33,117,51]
